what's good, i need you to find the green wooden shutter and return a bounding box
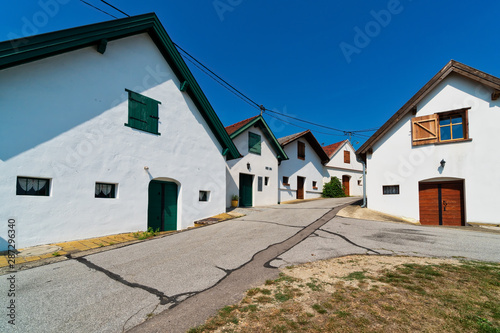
[125,89,161,135]
[248,132,261,155]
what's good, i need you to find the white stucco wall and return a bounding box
[278,139,324,202]
[0,33,228,250]
[366,73,500,224]
[323,141,363,196]
[226,127,279,207]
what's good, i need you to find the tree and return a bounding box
[322,177,346,198]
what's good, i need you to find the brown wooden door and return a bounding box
[419,181,464,226]
[342,175,350,196]
[297,176,305,199]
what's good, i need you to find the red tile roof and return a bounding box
[323,140,347,158]
[225,116,259,135]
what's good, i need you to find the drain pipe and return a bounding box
[357,155,367,208]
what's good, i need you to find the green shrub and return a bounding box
[322,177,346,198]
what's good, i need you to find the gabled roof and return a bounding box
[357,60,500,157]
[225,115,288,161]
[225,116,259,136]
[278,130,330,164]
[323,140,348,159]
[0,13,240,160]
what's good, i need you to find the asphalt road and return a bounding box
[1,198,499,333]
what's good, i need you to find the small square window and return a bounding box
[95,183,116,198]
[312,181,318,190]
[383,185,399,195]
[265,177,269,186]
[199,191,210,202]
[283,176,290,186]
[358,179,362,186]
[16,177,50,196]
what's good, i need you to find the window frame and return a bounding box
[297,141,305,160]
[199,190,210,202]
[124,89,161,135]
[411,107,470,146]
[248,132,261,155]
[438,110,468,143]
[16,177,51,196]
[382,185,400,195]
[282,176,290,186]
[95,182,117,199]
[312,181,318,190]
[264,177,269,186]
[257,177,263,192]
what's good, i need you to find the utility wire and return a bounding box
[174,43,260,109]
[79,0,378,135]
[100,0,130,17]
[181,55,260,111]
[79,0,118,19]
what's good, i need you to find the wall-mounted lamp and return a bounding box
[440,159,446,168]
[247,162,251,171]
[144,166,149,170]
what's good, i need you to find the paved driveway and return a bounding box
[1,198,498,333]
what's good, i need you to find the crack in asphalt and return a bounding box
[71,256,173,305]
[126,200,359,333]
[317,228,381,254]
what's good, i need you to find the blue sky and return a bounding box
[3,1,499,148]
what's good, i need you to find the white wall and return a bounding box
[0,33,228,250]
[323,141,363,196]
[366,73,500,224]
[278,139,324,202]
[226,126,279,207]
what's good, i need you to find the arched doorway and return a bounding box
[342,175,350,196]
[148,180,178,231]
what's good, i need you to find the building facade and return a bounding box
[357,61,500,225]
[323,140,363,196]
[277,131,330,202]
[0,14,239,250]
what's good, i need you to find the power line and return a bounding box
[174,43,260,109]
[79,0,378,135]
[265,113,346,137]
[100,0,130,17]
[181,55,260,111]
[79,0,118,19]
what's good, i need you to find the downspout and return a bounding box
[356,154,367,208]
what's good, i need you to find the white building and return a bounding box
[0,14,240,251]
[225,115,288,207]
[277,130,330,202]
[323,140,363,196]
[357,60,500,226]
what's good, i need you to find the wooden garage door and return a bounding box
[419,181,464,226]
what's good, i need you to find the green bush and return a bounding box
[322,177,346,198]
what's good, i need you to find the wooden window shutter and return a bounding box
[125,89,161,135]
[344,151,350,163]
[248,132,261,155]
[411,114,438,146]
[298,141,305,160]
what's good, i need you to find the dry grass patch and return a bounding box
[189,255,500,333]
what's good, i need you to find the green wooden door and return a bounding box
[239,174,253,207]
[148,180,178,231]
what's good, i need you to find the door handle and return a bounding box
[442,200,447,211]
